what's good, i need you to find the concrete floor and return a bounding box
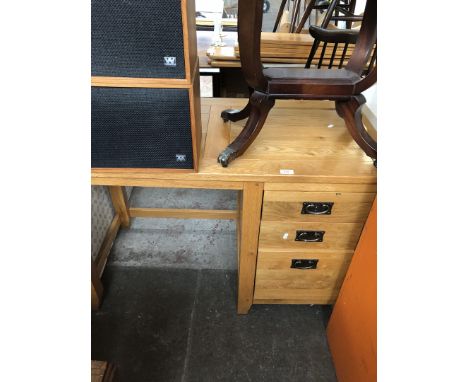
[109,188,238,270]
[92,187,338,381]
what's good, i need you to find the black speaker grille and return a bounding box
[92,87,194,169]
[91,0,186,79]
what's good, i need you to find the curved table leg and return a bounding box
[336,94,377,164]
[221,87,254,122]
[218,91,275,167]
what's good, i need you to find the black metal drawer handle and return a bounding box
[291,259,319,269]
[301,202,334,215]
[295,230,325,242]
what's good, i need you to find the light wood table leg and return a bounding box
[91,260,103,310]
[108,186,130,228]
[237,182,264,314]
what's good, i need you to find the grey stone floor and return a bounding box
[92,187,337,381]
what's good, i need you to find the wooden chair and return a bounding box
[273,0,358,33]
[318,0,361,30]
[218,0,376,167]
[305,25,376,73]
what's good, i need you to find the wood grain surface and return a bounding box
[237,182,264,314]
[254,249,353,304]
[262,190,374,223]
[258,221,365,252]
[92,99,377,186]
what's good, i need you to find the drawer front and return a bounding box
[258,221,364,252]
[262,191,375,223]
[254,250,353,304]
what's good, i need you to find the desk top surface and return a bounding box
[92,98,376,188]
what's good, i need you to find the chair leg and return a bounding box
[221,87,254,122]
[218,91,275,167]
[335,95,377,164]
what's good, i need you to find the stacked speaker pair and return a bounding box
[91,0,201,171]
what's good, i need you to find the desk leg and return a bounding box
[108,186,130,228]
[237,182,264,314]
[91,259,103,310]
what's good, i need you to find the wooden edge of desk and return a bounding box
[253,298,338,304]
[129,207,238,220]
[108,187,130,227]
[91,174,376,188]
[91,177,245,190]
[237,182,264,314]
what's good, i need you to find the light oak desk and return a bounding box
[92,98,376,314]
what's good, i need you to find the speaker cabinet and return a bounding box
[91,0,201,171]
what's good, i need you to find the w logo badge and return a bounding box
[164,56,177,66]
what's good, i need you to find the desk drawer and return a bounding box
[254,250,353,304]
[258,221,363,252]
[262,191,374,223]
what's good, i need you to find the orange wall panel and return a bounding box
[327,199,377,382]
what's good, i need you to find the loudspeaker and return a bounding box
[91,0,201,171]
